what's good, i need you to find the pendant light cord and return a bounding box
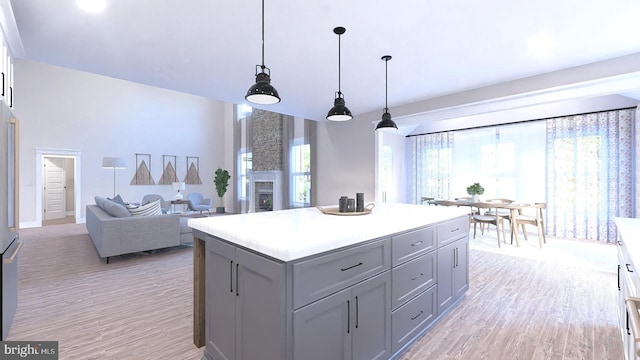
[261,0,265,69]
[338,33,342,95]
[385,58,388,111]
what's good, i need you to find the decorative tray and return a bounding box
[316,203,375,216]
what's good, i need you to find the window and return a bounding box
[290,143,310,207]
[239,152,252,200]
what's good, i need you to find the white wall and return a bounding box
[315,118,376,206]
[14,59,229,227]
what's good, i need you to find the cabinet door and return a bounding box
[206,239,237,360]
[453,237,469,300]
[436,241,455,315]
[293,288,351,360]
[235,248,285,360]
[351,272,391,360]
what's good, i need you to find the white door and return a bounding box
[44,157,66,220]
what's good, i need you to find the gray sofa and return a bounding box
[86,197,193,263]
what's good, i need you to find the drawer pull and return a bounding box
[627,264,634,273]
[411,240,423,247]
[411,273,424,281]
[341,262,363,272]
[625,297,640,356]
[450,228,459,232]
[411,310,424,321]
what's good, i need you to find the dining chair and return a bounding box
[513,203,546,248]
[470,202,506,247]
[484,198,514,228]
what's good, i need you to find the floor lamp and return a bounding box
[102,157,126,197]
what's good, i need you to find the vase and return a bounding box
[471,194,479,203]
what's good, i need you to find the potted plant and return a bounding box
[214,168,231,213]
[466,182,484,202]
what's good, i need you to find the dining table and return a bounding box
[431,199,533,247]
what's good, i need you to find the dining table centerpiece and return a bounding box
[466,182,484,202]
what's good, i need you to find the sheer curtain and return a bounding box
[546,109,634,242]
[411,132,454,203]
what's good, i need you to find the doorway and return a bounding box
[35,148,82,227]
[43,156,74,225]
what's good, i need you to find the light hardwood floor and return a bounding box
[7,223,622,359]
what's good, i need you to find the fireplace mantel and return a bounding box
[249,171,283,212]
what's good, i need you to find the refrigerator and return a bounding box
[0,101,19,340]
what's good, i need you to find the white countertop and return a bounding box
[615,217,640,266]
[188,202,470,261]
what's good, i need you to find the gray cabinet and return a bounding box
[205,237,285,360]
[293,271,392,360]
[616,222,640,360]
[197,214,469,360]
[436,235,468,315]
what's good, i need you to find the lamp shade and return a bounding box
[246,70,281,105]
[102,157,126,169]
[172,182,186,191]
[375,110,398,132]
[326,94,353,121]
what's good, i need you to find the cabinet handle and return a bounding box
[452,249,456,269]
[619,240,624,246]
[230,261,234,293]
[236,263,240,296]
[411,310,424,321]
[347,300,350,334]
[355,296,359,329]
[411,273,424,281]
[341,262,363,272]
[1,72,4,97]
[450,228,459,232]
[627,264,634,273]
[455,248,459,267]
[411,240,423,247]
[619,265,622,291]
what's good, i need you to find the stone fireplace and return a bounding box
[249,171,282,212]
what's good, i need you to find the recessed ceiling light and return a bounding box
[76,0,107,13]
[527,32,554,59]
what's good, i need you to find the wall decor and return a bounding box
[183,156,202,184]
[158,155,178,185]
[130,153,155,185]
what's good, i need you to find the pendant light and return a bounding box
[245,0,280,105]
[375,55,398,132]
[326,26,352,121]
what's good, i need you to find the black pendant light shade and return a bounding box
[376,55,398,132]
[245,0,280,105]
[327,26,352,121]
[246,65,280,105]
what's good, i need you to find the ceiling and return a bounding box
[7,0,640,132]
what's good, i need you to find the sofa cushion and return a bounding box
[128,199,162,217]
[103,200,131,217]
[108,194,126,206]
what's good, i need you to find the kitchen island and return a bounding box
[189,202,471,360]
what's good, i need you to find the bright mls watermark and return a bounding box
[1,341,58,359]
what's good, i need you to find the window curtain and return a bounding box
[411,132,454,203]
[546,109,634,242]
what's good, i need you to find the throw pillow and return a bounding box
[128,199,162,217]
[102,199,132,218]
[108,194,126,206]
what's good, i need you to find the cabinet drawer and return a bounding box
[391,285,437,353]
[391,252,436,310]
[293,238,391,309]
[437,216,469,246]
[392,226,435,266]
